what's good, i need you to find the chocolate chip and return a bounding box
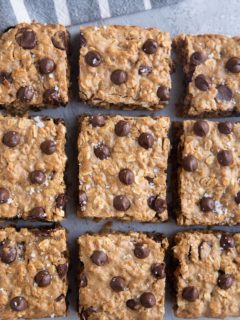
[51,31,68,50]
[218,122,233,135]
[81,307,97,319]
[35,270,52,287]
[110,276,126,292]
[94,143,111,160]
[85,51,101,67]
[220,234,235,249]
[226,57,240,73]
[39,58,56,74]
[138,64,152,76]
[140,292,156,308]
[157,86,170,101]
[79,272,88,288]
[56,263,68,278]
[217,273,234,289]
[29,207,46,220]
[182,155,198,172]
[0,71,13,84]
[138,132,154,149]
[182,286,199,301]
[56,193,66,209]
[0,243,17,264]
[145,176,154,185]
[235,192,240,204]
[115,120,131,137]
[193,120,209,137]
[195,74,211,91]
[113,195,131,211]
[126,299,139,310]
[89,115,106,127]
[29,170,46,185]
[10,296,28,311]
[17,86,34,102]
[216,85,233,101]
[0,187,10,204]
[43,88,60,105]
[134,243,150,259]
[80,32,87,48]
[148,196,157,210]
[200,197,215,212]
[190,51,207,66]
[154,198,166,214]
[111,69,128,85]
[2,131,20,148]
[119,169,134,185]
[142,39,158,54]
[151,263,166,279]
[15,28,37,49]
[40,139,56,155]
[217,150,233,166]
[90,250,108,266]
[55,294,65,302]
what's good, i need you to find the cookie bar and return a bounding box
[174,34,240,116]
[173,231,240,318]
[78,232,168,320]
[79,25,172,110]
[0,226,68,319]
[0,22,69,113]
[78,115,170,222]
[177,119,240,225]
[0,115,67,221]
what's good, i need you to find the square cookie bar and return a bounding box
[78,115,170,222]
[0,226,68,319]
[78,232,168,320]
[174,34,240,116]
[0,22,69,113]
[0,115,67,221]
[178,119,240,225]
[79,25,172,110]
[173,231,240,318]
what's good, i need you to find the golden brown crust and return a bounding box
[79,25,172,110]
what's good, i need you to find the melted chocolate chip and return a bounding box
[216,85,233,101]
[56,193,66,209]
[29,207,46,220]
[154,198,166,214]
[151,263,166,279]
[115,120,131,137]
[90,250,108,266]
[182,286,199,301]
[0,71,13,84]
[111,70,128,85]
[51,31,68,50]
[29,170,46,184]
[119,169,134,185]
[235,192,240,204]
[138,64,152,76]
[113,195,131,211]
[142,39,158,54]
[15,28,37,49]
[195,74,211,91]
[80,307,97,319]
[182,155,198,172]
[43,88,60,105]
[199,197,215,212]
[110,276,126,292]
[138,132,154,149]
[193,120,209,137]
[79,272,88,288]
[140,292,156,308]
[226,57,240,73]
[134,243,150,259]
[39,58,56,74]
[89,115,106,127]
[0,187,9,204]
[85,51,101,67]
[40,139,56,155]
[190,51,207,66]
[35,270,52,287]
[217,273,234,289]
[80,32,87,48]
[56,263,68,278]
[126,299,139,310]
[2,131,20,148]
[10,296,28,311]
[94,143,111,160]
[0,242,17,264]
[217,150,233,166]
[157,86,170,101]
[218,122,233,135]
[17,86,34,102]
[220,234,235,249]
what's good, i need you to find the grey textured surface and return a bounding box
[1,0,240,319]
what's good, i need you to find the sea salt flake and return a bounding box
[34,116,44,128]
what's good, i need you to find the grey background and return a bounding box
[1,0,240,319]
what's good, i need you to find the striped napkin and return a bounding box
[0,0,183,31]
